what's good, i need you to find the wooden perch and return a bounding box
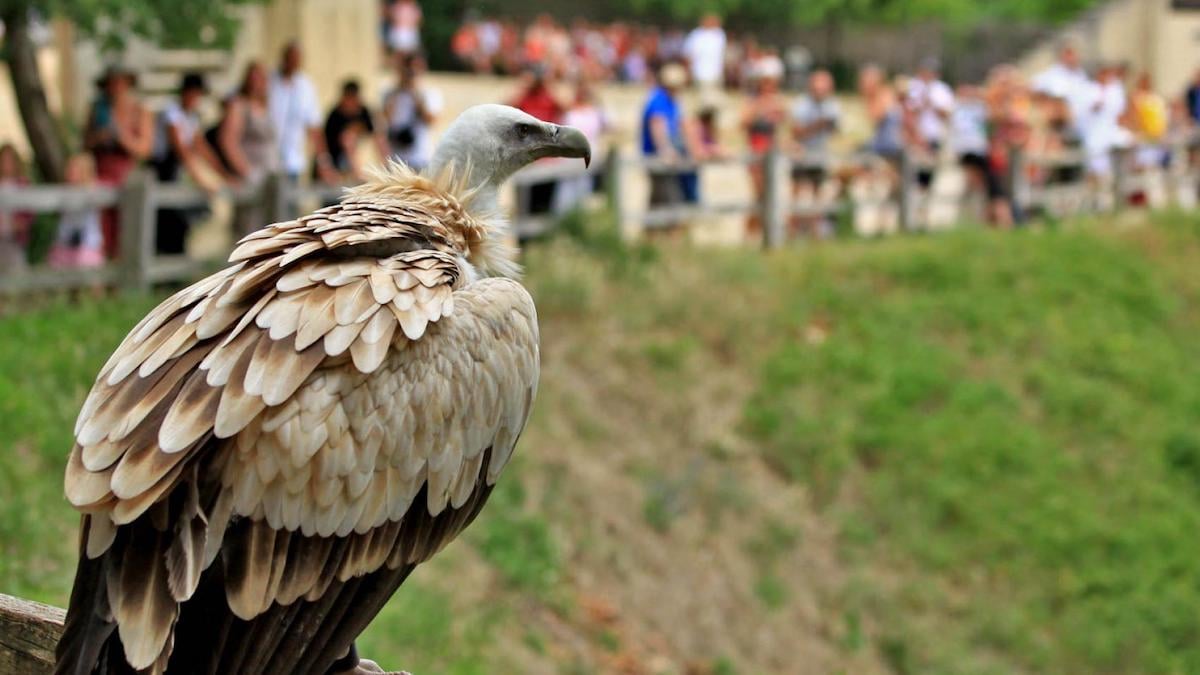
[0,593,65,675]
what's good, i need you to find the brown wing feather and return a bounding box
[58,178,535,675]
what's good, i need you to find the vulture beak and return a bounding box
[548,124,592,168]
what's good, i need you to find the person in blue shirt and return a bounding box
[640,63,695,205]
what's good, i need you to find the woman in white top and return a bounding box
[383,54,442,171]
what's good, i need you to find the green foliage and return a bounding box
[743,215,1200,672]
[8,0,264,50]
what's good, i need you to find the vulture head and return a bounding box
[429,104,592,189]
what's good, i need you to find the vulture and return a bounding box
[55,104,591,675]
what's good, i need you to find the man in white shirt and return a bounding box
[906,57,955,152]
[1033,41,1093,141]
[906,57,954,189]
[683,14,726,101]
[269,42,327,180]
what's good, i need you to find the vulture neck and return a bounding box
[428,142,515,217]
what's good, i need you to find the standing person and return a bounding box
[150,72,229,254]
[320,79,388,185]
[860,64,904,161]
[511,66,567,213]
[740,64,788,237]
[953,83,1010,226]
[385,0,423,56]
[683,13,725,103]
[269,42,328,183]
[554,81,609,212]
[1081,63,1129,182]
[84,65,154,260]
[905,57,955,189]
[790,68,842,234]
[1185,68,1200,125]
[218,62,277,184]
[383,54,442,171]
[48,154,106,270]
[218,61,277,235]
[640,62,689,208]
[0,143,31,274]
[1129,72,1168,171]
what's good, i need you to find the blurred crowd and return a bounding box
[7,6,1200,274]
[636,28,1199,235]
[1,41,442,274]
[451,12,786,91]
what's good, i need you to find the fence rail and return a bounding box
[3,135,1199,295]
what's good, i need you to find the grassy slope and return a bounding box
[3,212,1200,673]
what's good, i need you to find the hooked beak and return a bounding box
[546,124,592,168]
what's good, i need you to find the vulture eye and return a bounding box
[516,123,536,139]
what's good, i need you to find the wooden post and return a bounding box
[261,173,292,225]
[0,593,65,675]
[604,148,628,240]
[1111,146,1131,211]
[898,148,915,232]
[1007,144,1027,223]
[762,144,787,249]
[117,171,155,292]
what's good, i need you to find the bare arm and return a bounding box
[218,99,253,179]
[166,123,219,192]
[649,115,678,160]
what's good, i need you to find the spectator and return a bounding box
[640,62,689,208]
[217,62,277,235]
[84,65,153,260]
[790,69,842,216]
[511,67,568,213]
[554,81,609,212]
[320,80,387,186]
[906,57,955,188]
[48,154,105,269]
[859,64,904,161]
[686,106,728,162]
[684,13,726,101]
[383,54,442,171]
[1129,72,1168,170]
[385,0,422,56]
[1185,68,1200,125]
[741,64,788,236]
[269,42,326,182]
[1033,41,1092,145]
[953,83,1010,226]
[0,143,31,274]
[217,62,277,184]
[150,72,229,254]
[1081,63,1129,180]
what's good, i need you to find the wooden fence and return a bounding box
[0,593,63,675]
[3,137,1199,295]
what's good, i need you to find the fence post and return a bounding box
[261,173,291,224]
[898,148,915,231]
[1111,146,1130,211]
[1007,144,1027,224]
[603,148,627,239]
[762,144,787,249]
[117,171,155,292]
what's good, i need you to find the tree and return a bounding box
[0,0,262,181]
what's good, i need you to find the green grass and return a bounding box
[6,211,1200,672]
[744,212,1200,673]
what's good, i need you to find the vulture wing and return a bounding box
[55,207,539,675]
